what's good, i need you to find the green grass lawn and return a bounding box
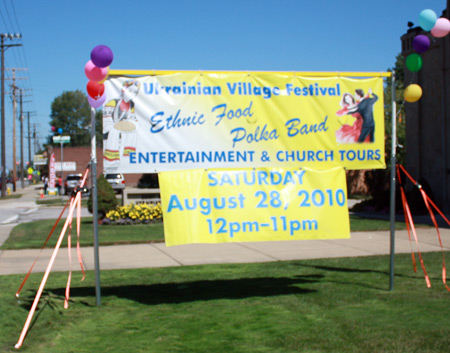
[35,198,89,207]
[0,193,22,200]
[0,218,164,250]
[0,215,408,250]
[35,194,122,207]
[1,252,449,352]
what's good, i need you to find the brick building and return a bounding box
[47,146,144,187]
[401,2,450,210]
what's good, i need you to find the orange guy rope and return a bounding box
[15,191,82,349]
[15,200,70,297]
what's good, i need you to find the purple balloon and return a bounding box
[413,34,430,53]
[88,92,106,108]
[90,45,114,68]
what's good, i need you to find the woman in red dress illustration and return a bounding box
[335,92,370,143]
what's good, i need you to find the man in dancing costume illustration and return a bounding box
[103,80,140,171]
[347,88,378,143]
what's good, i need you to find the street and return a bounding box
[0,185,91,225]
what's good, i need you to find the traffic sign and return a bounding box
[52,135,71,144]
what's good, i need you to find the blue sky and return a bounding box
[0,0,447,168]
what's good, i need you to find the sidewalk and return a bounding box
[1,184,450,276]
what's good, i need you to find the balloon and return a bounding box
[90,45,114,68]
[86,80,105,99]
[88,92,107,108]
[431,17,450,38]
[413,34,430,53]
[419,9,437,31]
[405,53,423,72]
[58,128,63,134]
[51,126,56,132]
[404,84,422,103]
[98,70,109,84]
[84,60,109,82]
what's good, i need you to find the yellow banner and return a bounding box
[159,167,350,246]
[104,74,385,173]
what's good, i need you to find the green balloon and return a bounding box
[406,53,423,72]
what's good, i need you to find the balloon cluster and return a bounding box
[404,9,450,103]
[85,45,114,108]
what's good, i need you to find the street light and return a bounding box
[1,33,21,197]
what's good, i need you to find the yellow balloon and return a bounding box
[404,84,422,103]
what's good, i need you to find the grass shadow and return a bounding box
[296,260,439,290]
[39,275,322,306]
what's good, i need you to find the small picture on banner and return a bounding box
[335,88,378,144]
[103,80,140,172]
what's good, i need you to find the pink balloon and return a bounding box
[84,60,109,82]
[431,18,450,38]
[88,92,106,108]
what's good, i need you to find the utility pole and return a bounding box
[27,112,30,163]
[8,68,27,191]
[26,112,36,164]
[18,96,31,190]
[1,33,21,197]
[20,89,23,188]
[33,124,37,156]
[32,122,41,158]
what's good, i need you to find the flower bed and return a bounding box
[104,203,163,225]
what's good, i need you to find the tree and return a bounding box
[47,90,103,147]
[384,53,406,167]
[359,54,406,211]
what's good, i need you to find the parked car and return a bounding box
[64,173,89,195]
[105,173,125,193]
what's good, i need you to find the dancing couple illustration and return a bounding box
[335,88,378,144]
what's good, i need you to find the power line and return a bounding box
[8,0,22,34]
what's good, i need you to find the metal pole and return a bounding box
[1,36,5,197]
[27,112,31,165]
[20,89,23,189]
[389,71,397,291]
[60,141,64,196]
[12,73,16,191]
[90,107,101,306]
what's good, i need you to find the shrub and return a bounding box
[88,175,118,218]
[137,173,159,188]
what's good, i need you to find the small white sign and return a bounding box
[55,162,76,171]
[52,135,71,144]
[33,154,48,165]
